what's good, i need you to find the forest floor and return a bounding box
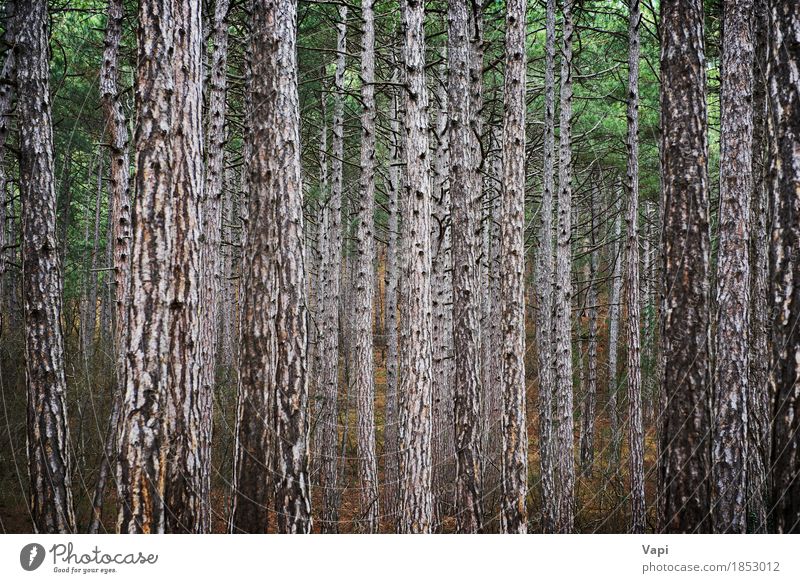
[0,315,659,533]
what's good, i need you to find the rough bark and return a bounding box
[448,0,483,534]
[767,0,800,535]
[100,0,131,357]
[746,0,769,533]
[116,0,176,533]
[88,0,131,533]
[383,93,401,526]
[318,4,346,533]
[499,0,528,535]
[712,0,754,534]
[481,145,503,526]
[467,0,486,529]
[535,0,558,533]
[607,204,623,466]
[0,0,17,330]
[18,0,76,534]
[162,0,205,533]
[83,153,104,360]
[264,0,312,534]
[431,68,452,528]
[354,0,379,533]
[227,2,274,534]
[554,0,575,534]
[311,85,328,476]
[658,0,712,533]
[196,0,230,533]
[580,183,599,478]
[625,0,646,535]
[397,0,434,534]
[231,0,313,534]
[117,0,205,534]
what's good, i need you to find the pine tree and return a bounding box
[18,0,76,534]
[712,0,754,534]
[449,0,484,534]
[499,0,528,534]
[658,0,712,534]
[397,0,435,534]
[767,0,800,535]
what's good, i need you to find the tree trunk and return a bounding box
[57,148,73,271]
[116,0,176,532]
[499,0,528,534]
[746,0,769,534]
[262,0,311,534]
[196,0,230,532]
[311,84,328,477]
[767,0,800,535]
[607,201,623,467]
[162,0,205,533]
[658,0,712,533]
[87,0,132,534]
[0,0,17,331]
[535,0,558,533]
[449,0,484,534]
[580,182,599,478]
[18,0,76,534]
[383,92,401,527]
[397,0,434,534]
[624,0,646,534]
[117,0,205,534]
[318,4,346,533]
[482,145,503,526]
[431,66,452,529]
[354,0,379,533]
[83,153,104,361]
[554,0,575,534]
[712,0,754,534]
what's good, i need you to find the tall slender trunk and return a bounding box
[383,93,401,526]
[712,0,754,534]
[311,85,328,476]
[625,0,646,533]
[354,0,379,532]
[162,0,205,533]
[266,0,312,532]
[318,4,346,533]
[580,182,599,477]
[83,153,104,361]
[431,66,452,529]
[18,0,76,534]
[658,0,711,533]
[117,0,205,534]
[397,0,434,534]
[607,201,623,466]
[56,149,73,270]
[554,0,575,534]
[499,0,528,534]
[231,0,312,534]
[767,0,800,535]
[449,0,483,534]
[746,0,769,534]
[88,0,132,534]
[482,146,503,526]
[467,0,486,529]
[536,0,558,533]
[625,0,645,534]
[0,1,17,330]
[196,0,230,532]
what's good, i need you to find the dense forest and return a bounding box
[0,0,797,534]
